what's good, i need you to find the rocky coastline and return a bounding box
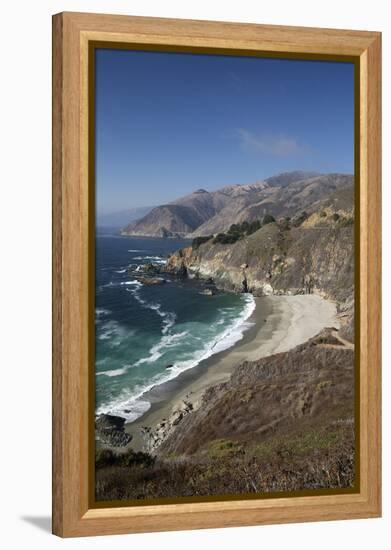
[96,214,354,454]
[95,413,133,448]
[164,217,354,341]
[95,172,356,499]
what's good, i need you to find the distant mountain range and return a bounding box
[97,206,154,228]
[121,171,354,238]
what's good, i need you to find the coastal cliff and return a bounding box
[166,216,354,340]
[96,176,356,501]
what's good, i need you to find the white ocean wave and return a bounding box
[97,320,136,348]
[159,294,255,375]
[131,292,177,335]
[97,294,256,423]
[97,366,129,377]
[135,331,189,366]
[95,308,111,318]
[120,280,143,287]
[100,279,143,290]
[133,255,163,260]
[96,388,151,423]
[133,255,167,265]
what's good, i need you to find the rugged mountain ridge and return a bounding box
[121,172,353,238]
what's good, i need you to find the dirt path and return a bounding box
[318,330,354,350]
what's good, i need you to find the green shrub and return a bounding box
[120,449,156,469]
[95,448,117,468]
[192,235,212,249]
[96,447,155,469]
[279,216,291,231]
[339,216,354,227]
[262,214,276,225]
[213,218,265,245]
[227,224,240,234]
[292,211,308,227]
[247,220,262,234]
[213,233,240,245]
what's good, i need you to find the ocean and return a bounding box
[95,231,256,422]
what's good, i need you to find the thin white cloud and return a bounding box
[237,129,307,157]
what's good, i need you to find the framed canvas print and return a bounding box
[52,12,381,537]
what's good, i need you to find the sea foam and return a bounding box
[97,294,256,422]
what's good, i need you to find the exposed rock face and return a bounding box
[95,414,133,448]
[167,215,354,339]
[121,172,353,238]
[141,400,194,453]
[167,224,353,298]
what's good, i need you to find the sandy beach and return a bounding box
[125,294,339,450]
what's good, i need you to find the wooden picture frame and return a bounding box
[52,11,381,537]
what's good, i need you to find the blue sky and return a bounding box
[95,49,354,214]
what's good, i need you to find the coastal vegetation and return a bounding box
[212,215,276,245]
[96,329,355,501]
[96,171,356,501]
[96,436,354,500]
[192,235,213,249]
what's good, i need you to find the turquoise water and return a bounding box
[95,232,255,422]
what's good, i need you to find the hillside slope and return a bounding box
[96,329,355,500]
[160,329,354,459]
[121,172,353,238]
[192,173,353,236]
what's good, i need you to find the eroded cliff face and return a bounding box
[166,221,354,340]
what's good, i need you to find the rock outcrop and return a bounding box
[95,414,133,448]
[140,400,194,453]
[166,219,354,335]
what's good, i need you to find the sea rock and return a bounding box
[95,414,133,448]
[131,263,161,275]
[199,288,214,296]
[137,277,166,285]
[96,414,125,431]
